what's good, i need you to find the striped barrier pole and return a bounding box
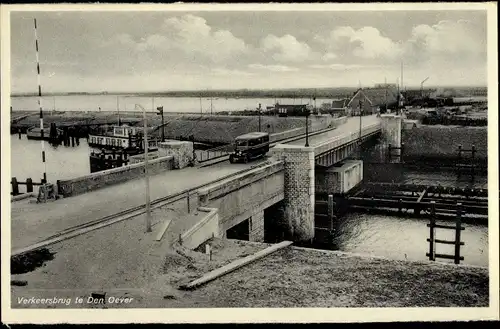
[34,18,47,183]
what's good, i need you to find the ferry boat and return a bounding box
[88,125,159,172]
[88,125,159,150]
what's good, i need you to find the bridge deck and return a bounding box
[10,161,265,251]
[10,116,380,251]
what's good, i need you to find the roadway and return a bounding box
[287,114,380,147]
[10,159,268,251]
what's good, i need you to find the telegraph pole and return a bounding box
[136,103,152,233]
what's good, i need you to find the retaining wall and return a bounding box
[57,155,174,197]
[180,207,221,250]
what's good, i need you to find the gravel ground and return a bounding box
[11,228,489,308]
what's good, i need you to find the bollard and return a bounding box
[179,234,183,245]
[205,244,211,260]
[26,178,33,193]
[11,177,19,196]
[18,129,21,139]
[187,190,191,213]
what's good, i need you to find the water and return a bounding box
[11,95,333,114]
[10,135,91,185]
[333,213,488,267]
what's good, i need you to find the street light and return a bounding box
[305,107,310,147]
[258,103,262,132]
[135,103,152,233]
[157,106,164,142]
[358,99,363,159]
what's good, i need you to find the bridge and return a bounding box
[11,114,402,254]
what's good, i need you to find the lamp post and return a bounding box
[358,99,363,159]
[305,107,310,147]
[157,106,164,142]
[258,103,262,132]
[136,103,152,233]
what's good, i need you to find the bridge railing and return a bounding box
[196,149,231,163]
[313,122,381,155]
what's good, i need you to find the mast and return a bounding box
[117,96,121,125]
[385,77,388,111]
[34,18,47,183]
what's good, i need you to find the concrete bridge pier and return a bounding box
[271,145,315,242]
[380,114,402,160]
[249,210,265,242]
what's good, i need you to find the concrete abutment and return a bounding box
[271,145,315,242]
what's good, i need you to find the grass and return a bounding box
[179,247,488,307]
[12,111,308,144]
[402,125,487,159]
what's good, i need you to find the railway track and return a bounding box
[12,161,272,257]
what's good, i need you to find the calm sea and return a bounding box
[10,95,334,114]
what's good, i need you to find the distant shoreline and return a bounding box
[10,85,487,99]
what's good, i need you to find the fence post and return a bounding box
[457,144,462,177]
[428,201,436,261]
[455,202,463,265]
[327,194,334,221]
[11,177,19,196]
[26,178,33,193]
[471,145,476,178]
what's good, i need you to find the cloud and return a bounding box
[309,64,364,70]
[406,20,486,60]
[104,15,248,63]
[328,26,403,59]
[248,63,299,72]
[260,34,318,62]
[211,68,255,76]
[321,52,338,61]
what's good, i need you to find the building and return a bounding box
[274,104,312,117]
[346,86,404,115]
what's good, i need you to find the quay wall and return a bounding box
[57,155,174,197]
[401,126,487,160]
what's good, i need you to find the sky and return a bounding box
[9,8,488,93]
